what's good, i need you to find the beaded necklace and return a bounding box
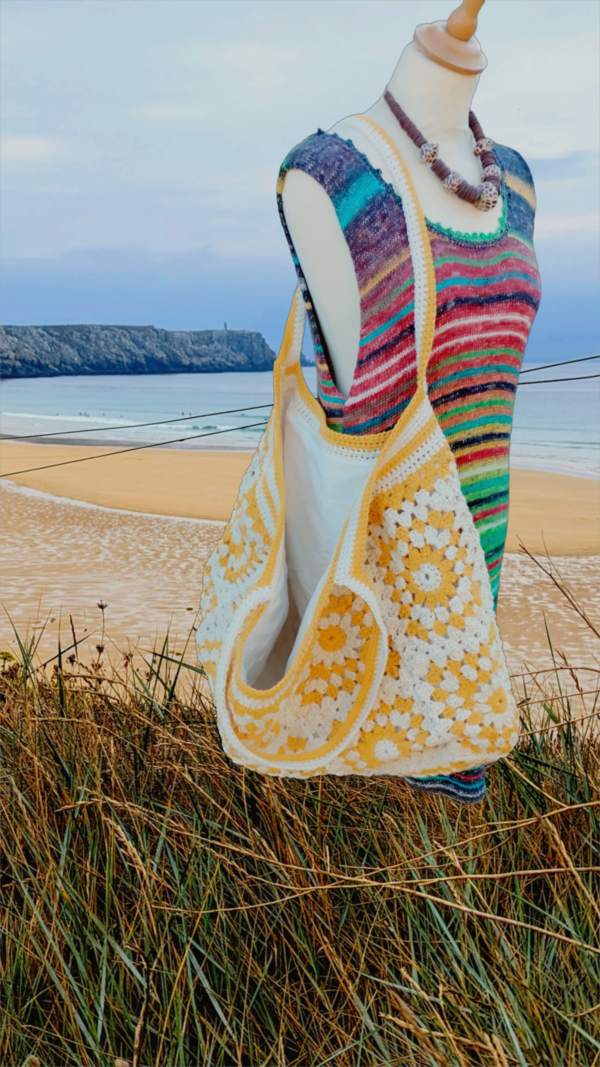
[383,89,501,212]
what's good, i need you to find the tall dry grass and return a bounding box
[1,566,598,1067]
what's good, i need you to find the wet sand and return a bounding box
[1,441,599,555]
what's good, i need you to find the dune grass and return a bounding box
[1,578,599,1067]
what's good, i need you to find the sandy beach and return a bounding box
[1,440,599,554]
[1,442,598,677]
[0,442,253,523]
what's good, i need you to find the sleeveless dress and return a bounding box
[197,116,530,802]
[277,125,541,609]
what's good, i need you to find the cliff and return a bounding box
[0,324,284,379]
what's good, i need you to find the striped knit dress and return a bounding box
[277,129,540,803]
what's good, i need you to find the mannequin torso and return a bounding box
[277,30,540,606]
[281,43,502,394]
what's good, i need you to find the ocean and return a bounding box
[1,362,598,478]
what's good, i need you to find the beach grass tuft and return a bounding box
[1,580,599,1066]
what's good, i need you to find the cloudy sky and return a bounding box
[2,0,598,360]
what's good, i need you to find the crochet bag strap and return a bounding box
[333,115,437,390]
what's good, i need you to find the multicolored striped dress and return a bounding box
[277,127,540,803]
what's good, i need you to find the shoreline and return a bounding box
[0,434,259,452]
[1,440,598,554]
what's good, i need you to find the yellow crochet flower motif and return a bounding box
[402,545,458,609]
[487,687,508,716]
[315,612,363,669]
[296,590,372,708]
[216,490,271,585]
[318,624,347,654]
[355,721,412,769]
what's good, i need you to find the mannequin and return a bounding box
[282,0,501,395]
[276,0,540,607]
[197,0,539,800]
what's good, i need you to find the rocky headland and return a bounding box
[0,324,284,378]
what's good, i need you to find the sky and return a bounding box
[1,0,599,361]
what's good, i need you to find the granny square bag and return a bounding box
[196,117,519,779]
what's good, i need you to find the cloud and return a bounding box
[1,0,598,334]
[135,101,211,126]
[223,44,297,87]
[134,42,297,126]
[534,214,600,238]
[530,153,599,182]
[479,34,599,159]
[2,136,64,163]
[137,40,298,128]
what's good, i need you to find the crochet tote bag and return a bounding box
[196,116,518,779]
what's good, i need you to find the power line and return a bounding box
[518,373,599,386]
[0,420,269,479]
[520,354,599,375]
[0,402,274,442]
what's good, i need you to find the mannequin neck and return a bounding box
[386,42,480,139]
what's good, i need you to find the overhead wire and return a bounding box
[519,373,599,385]
[519,353,598,374]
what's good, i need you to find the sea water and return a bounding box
[1,363,598,478]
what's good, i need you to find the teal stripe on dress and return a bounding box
[441,414,513,434]
[359,302,415,347]
[433,250,537,269]
[435,271,535,292]
[334,171,383,230]
[433,365,520,386]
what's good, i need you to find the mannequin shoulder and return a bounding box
[278,128,355,187]
[494,143,537,213]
